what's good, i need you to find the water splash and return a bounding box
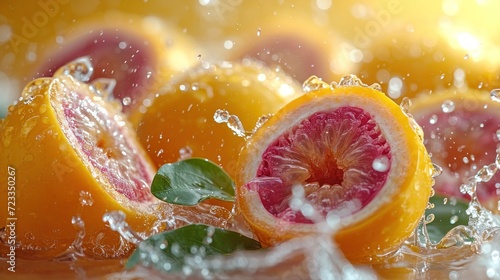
[90,78,116,100]
[53,215,86,262]
[302,75,329,93]
[490,89,500,102]
[53,56,94,82]
[213,109,246,138]
[103,211,145,245]
[213,109,271,139]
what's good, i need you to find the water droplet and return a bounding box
[491,89,500,102]
[251,114,272,134]
[399,97,412,114]
[213,109,247,138]
[431,163,443,178]
[450,215,459,224]
[369,83,382,91]
[338,74,368,87]
[475,163,498,182]
[440,73,445,80]
[79,190,94,206]
[179,146,193,160]
[302,75,329,93]
[464,54,469,60]
[441,100,455,113]
[122,97,132,106]
[91,78,116,99]
[372,156,390,172]
[257,28,261,37]
[429,114,438,124]
[21,116,38,137]
[54,56,94,82]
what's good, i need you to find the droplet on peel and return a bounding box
[399,97,412,114]
[302,75,329,93]
[79,190,94,206]
[431,163,443,178]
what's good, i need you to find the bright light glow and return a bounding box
[316,0,332,11]
[278,83,295,98]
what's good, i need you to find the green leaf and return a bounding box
[425,195,469,243]
[126,224,262,272]
[151,158,235,205]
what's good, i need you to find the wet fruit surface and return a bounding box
[0,64,160,259]
[132,60,302,179]
[410,90,500,211]
[236,77,434,262]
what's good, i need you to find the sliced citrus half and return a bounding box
[31,13,200,113]
[410,89,500,211]
[0,60,160,259]
[226,14,353,83]
[131,60,302,179]
[235,76,434,262]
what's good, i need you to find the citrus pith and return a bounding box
[0,69,160,259]
[236,76,434,262]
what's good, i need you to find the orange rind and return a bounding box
[0,61,161,259]
[236,76,434,262]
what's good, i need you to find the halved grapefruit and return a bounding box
[31,13,200,113]
[0,60,161,259]
[235,75,434,262]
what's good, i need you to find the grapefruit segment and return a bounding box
[236,76,434,262]
[0,60,160,259]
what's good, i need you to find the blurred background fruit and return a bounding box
[32,13,201,113]
[410,89,500,212]
[131,60,302,179]
[4,0,500,116]
[0,68,160,259]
